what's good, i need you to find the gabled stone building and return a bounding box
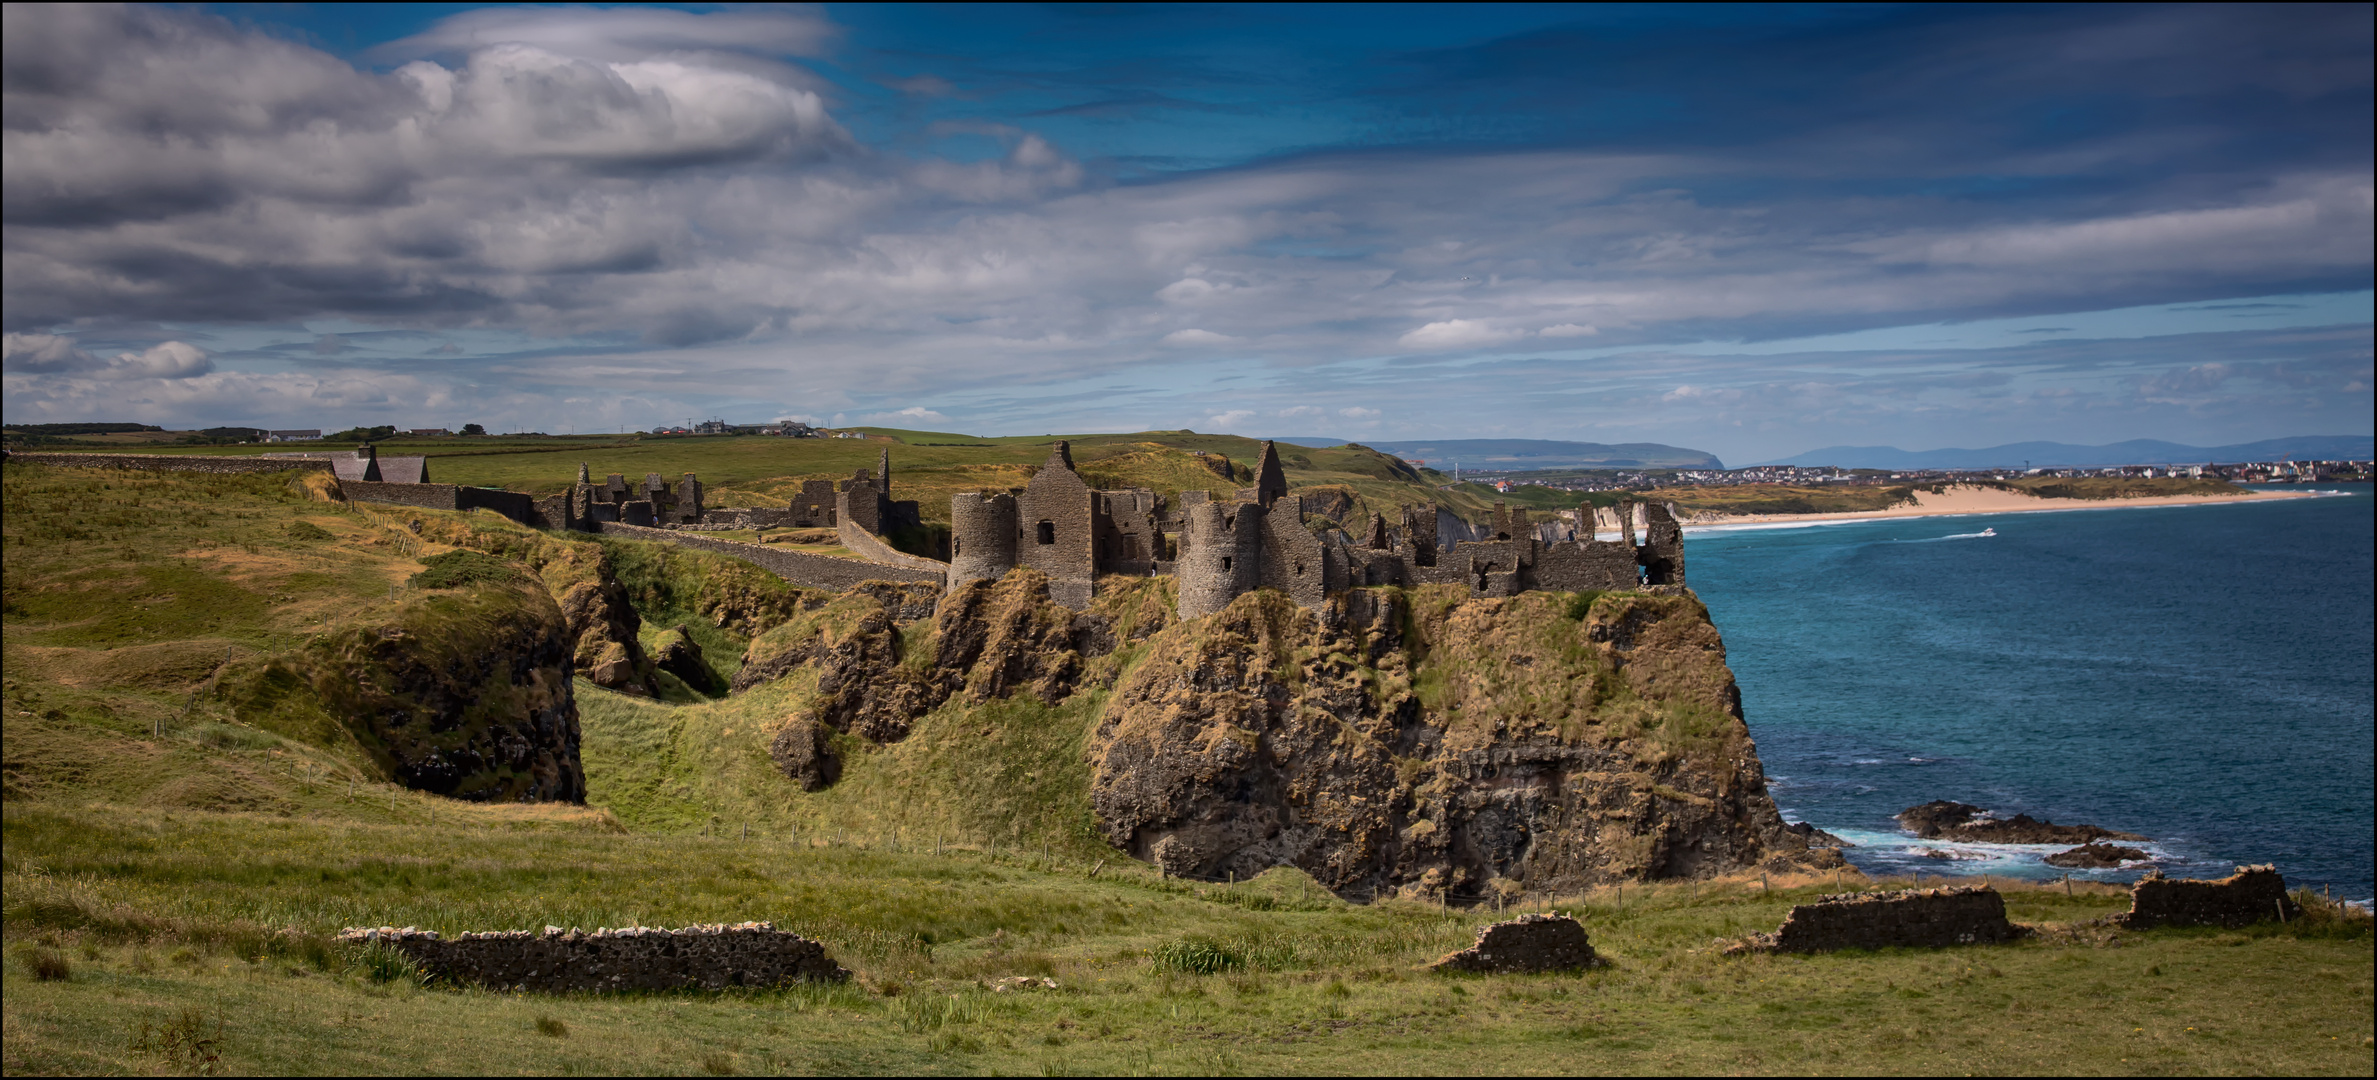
[949,442,1163,609]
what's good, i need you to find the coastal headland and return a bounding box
[3,443,2367,1075]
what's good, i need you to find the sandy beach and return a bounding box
[1676,482,2317,529]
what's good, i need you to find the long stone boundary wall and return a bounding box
[1430,914,1600,973]
[596,521,941,590]
[3,451,333,476]
[1743,887,2025,953]
[338,922,848,992]
[836,515,952,576]
[334,480,545,528]
[2117,865,2299,929]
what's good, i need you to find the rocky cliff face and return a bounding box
[1086,586,1831,899]
[225,576,585,802]
[727,568,1826,900]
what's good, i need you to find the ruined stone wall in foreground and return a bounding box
[2118,865,2300,929]
[338,923,848,992]
[1753,887,2025,953]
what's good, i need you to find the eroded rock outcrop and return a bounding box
[1087,586,1836,900]
[227,575,586,802]
[555,558,659,696]
[1899,800,2148,845]
[2045,842,2151,868]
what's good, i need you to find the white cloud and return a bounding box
[1398,319,1523,349]
[1160,328,1239,346]
[857,406,951,426]
[1539,323,1598,338]
[1206,409,1257,429]
[2,333,211,380]
[1278,405,1326,419]
[1340,406,1381,419]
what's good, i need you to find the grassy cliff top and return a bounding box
[21,428,1490,524]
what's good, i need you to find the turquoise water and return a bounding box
[1685,486,2375,901]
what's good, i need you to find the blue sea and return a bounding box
[1685,486,2375,902]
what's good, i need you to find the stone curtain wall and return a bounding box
[2118,865,2300,929]
[1752,887,2024,953]
[1430,914,1601,973]
[3,451,333,476]
[835,515,952,577]
[338,923,849,992]
[595,521,941,590]
[340,480,541,528]
[341,480,463,512]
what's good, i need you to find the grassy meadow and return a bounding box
[5,460,2366,1075]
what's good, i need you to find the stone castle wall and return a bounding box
[595,521,941,589]
[2118,865,2300,929]
[338,923,848,992]
[835,515,952,576]
[1753,887,2024,953]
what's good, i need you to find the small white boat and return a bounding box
[1979,527,1997,537]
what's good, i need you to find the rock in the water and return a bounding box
[1898,800,2147,844]
[1785,820,1854,848]
[1430,914,1599,973]
[2044,842,2151,868]
[769,717,840,791]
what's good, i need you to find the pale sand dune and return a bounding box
[1680,483,2312,529]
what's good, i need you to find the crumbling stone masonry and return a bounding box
[335,922,850,992]
[948,442,1162,610]
[947,438,1696,618]
[1740,887,2026,953]
[1429,914,1601,974]
[2116,865,2300,929]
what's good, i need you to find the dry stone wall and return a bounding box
[1746,887,2024,953]
[1430,914,1600,973]
[2117,865,2300,929]
[337,923,849,992]
[4,451,333,475]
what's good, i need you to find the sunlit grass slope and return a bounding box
[5,462,2367,1076]
[5,794,2370,1075]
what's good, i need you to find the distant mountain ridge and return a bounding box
[1271,437,1723,470]
[1753,436,2373,470]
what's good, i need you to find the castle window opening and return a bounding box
[1294,561,1305,576]
[1037,520,1056,545]
[1220,556,1232,571]
[953,537,962,555]
[1122,536,1141,561]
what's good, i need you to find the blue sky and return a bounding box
[2,3,2369,463]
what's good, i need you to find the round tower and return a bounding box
[1177,500,1266,619]
[948,491,1018,586]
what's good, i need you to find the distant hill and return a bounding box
[1753,436,2374,470]
[1271,438,1723,470]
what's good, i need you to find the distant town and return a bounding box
[1459,459,2373,493]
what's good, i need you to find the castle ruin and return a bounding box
[950,439,1687,618]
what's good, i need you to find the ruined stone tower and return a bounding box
[949,492,1019,586]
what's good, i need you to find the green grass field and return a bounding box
[4,460,2365,1075]
[4,794,2370,1076]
